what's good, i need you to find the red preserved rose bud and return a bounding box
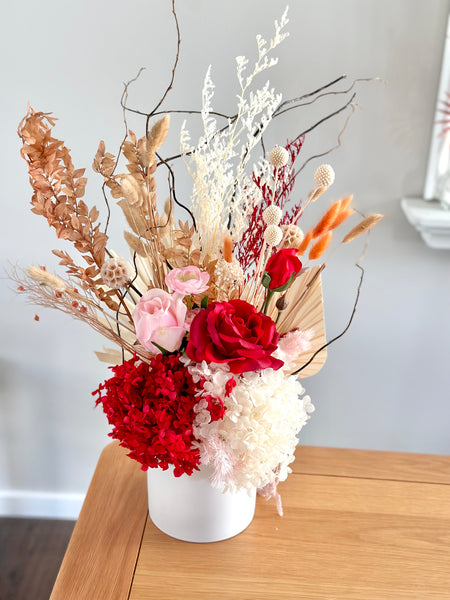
[264,248,302,291]
[186,299,284,375]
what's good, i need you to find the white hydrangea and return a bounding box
[182,357,313,493]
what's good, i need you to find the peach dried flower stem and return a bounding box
[342,214,384,243]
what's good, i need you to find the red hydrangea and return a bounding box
[93,354,225,476]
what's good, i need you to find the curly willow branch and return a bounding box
[274,99,357,206]
[102,67,146,236]
[156,151,197,231]
[292,233,370,376]
[146,0,180,134]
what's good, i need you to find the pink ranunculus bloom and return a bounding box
[165,266,210,296]
[133,289,187,353]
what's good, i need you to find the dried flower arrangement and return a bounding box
[14,4,382,515]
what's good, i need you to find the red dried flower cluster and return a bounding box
[236,137,304,276]
[93,354,225,476]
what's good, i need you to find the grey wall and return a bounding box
[1,0,449,517]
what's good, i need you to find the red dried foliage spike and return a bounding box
[236,137,304,277]
[93,354,226,477]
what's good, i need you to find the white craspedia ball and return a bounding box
[279,224,305,248]
[263,204,282,225]
[100,257,134,288]
[264,224,283,246]
[269,146,289,168]
[314,164,335,188]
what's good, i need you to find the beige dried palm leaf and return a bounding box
[269,266,327,378]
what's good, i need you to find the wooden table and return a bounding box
[50,442,450,600]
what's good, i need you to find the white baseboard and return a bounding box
[0,490,85,520]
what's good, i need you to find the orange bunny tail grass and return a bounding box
[223,233,233,262]
[329,207,354,230]
[312,200,342,238]
[309,232,333,260]
[339,194,353,211]
[297,230,313,256]
[342,214,384,244]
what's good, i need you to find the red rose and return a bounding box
[186,299,283,374]
[264,248,302,290]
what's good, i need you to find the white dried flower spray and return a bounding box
[183,358,313,493]
[181,10,289,258]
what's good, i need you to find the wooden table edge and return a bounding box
[50,442,148,600]
[50,443,450,599]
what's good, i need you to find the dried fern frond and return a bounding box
[92,140,116,178]
[18,106,108,269]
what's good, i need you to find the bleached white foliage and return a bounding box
[180,9,289,258]
[182,357,314,494]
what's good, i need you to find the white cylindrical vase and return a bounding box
[147,463,256,543]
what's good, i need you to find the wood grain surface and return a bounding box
[130,448,450,600]
[50,443,450,600]
[294,445,450,484]
[49,442,148,600]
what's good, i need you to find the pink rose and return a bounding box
[133,289,187,353]
[165,266,210,296]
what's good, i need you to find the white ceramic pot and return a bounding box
[147,463,256,543]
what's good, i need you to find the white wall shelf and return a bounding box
[401,197,450,249]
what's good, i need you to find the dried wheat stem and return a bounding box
[271,167,279,205]
[248,240,268,305]
[342,214,384,243]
